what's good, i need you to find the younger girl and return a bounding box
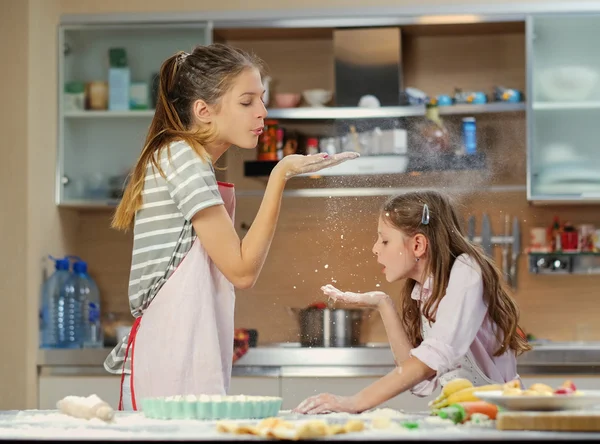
[103,43,358,411]
[294,190,530,414]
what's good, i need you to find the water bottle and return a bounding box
[462,117,477,155]
[68,259,103,348]
[40,256,71,348]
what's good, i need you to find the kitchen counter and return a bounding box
[37,342,600,377]
[2,409,600,441]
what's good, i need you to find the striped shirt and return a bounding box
[104,141,224,375]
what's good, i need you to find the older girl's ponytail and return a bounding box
[111,52,183,231]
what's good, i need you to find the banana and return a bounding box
[429,378,474,408]
[442,379,474,399]
[430,383,502,409]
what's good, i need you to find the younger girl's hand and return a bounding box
[275,152,360,179]
[321,284,389,308]
[293,393,359,415]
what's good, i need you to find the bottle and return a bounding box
[40,256,72,348]
[306,137,320,155]
[461,117,477,155]
[412,101,451,160]
[257,119,278,161]
[64,259,103,348]
[343,125,363,153]
[550,216,562,252]
[276,128,285,160]
[108,47,130,111]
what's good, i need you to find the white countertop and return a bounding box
[2,409,600,441]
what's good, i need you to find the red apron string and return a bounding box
[118,317,142,411]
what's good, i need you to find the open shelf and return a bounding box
[64,103,524,121]
[265,102,524,120]
[528,251,600,275]
[244,153,486,177]
[64,110,155,118]
[265,106,423,120]
[437,102,525,115]
[532,102,600,111]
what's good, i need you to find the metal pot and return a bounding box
[286,307,374,347]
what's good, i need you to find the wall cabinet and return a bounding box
[57,19,527,209]
[527,14,600,203]
[57,23,211,208]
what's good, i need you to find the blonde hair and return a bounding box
[383,190,531,357]
[112,43,265,231]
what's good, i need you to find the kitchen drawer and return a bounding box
[229,376,281,397]
[38,375,121,410]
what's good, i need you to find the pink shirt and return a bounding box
[409,254,519,395]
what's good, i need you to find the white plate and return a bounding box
[474,390,600,411]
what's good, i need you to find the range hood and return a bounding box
[333,27,404,107]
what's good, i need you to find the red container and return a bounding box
[561,231,579,252]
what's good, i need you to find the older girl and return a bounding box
[105,43,358,411]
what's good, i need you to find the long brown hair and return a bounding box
[383,190,531,357]
[112,43,265,231]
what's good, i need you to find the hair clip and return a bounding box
[178,52,189,65]
[421,204,430,225]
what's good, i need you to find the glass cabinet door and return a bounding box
[58,23,211,206]
[528,14,600,202]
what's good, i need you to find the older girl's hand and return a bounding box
[292,393,359,415]
[321,284,390,308]
[274,152,359,179]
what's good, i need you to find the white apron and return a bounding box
[118,182,236,410]
[421,315,497,388]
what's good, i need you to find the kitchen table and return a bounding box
[1,409,600,441]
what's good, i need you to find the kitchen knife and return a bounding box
[510,216,521,289]
[502,214,510,285]
[481,213,493,257]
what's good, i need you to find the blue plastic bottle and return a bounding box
[462,117,477,155]
[40,256,71,348]
[68,259,103,348]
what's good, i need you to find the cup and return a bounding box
[86,81,108,110]
[529,227,549,252]
[579,224,596,252]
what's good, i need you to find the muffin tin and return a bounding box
[140,395,283,420]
